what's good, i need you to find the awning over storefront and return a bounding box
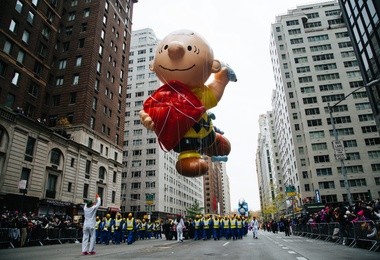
[40,198,73,207]
[2,193,39,213]
[108,207,120,213]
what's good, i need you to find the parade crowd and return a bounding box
[2,198,379,249]
[0,210,261,248]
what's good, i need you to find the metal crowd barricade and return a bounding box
[292,221,380,252]
[349,220,379,251]
[0,228,14,248]
[59,228,79,243]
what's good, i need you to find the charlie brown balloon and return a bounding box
[140,29,237,177]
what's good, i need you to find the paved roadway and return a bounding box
[0,231,379,260]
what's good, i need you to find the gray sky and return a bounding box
[132,0,325,211]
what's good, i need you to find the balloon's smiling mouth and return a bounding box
[159,64,195,71]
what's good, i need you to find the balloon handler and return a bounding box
[140,29,237,177]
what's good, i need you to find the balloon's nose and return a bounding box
[167,41,185,60]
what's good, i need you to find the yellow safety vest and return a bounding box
[195,219,201,229]
[230,219,236,228]
[214,220,220,228]
[126,218,134,230]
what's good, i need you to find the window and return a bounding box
[305,108,320,115]
[78,39,85,48]
[75,56,82,66]
[84,8,90,17]
[97,62,101,73]
[42,25,51,39]
[303,97,317,104]
[296,66,310,73]
[46,174,58,198]
[355,102,371,110]
[299,76,313,83]
[15,0,23,13]
[316,168,332,176]
[290,38,303,44]
[56,77,64,87]
[50,148,61,165]
[362,126,378,133]
[359,114,374,122]
[319,83,342,91]
[99,167,106,180]
[58,59,67,69]
[310,44,332,52]
[314,63,337,71]
[27,11,35,24]
[286,20,299,26]
[319,181,335,189]
[85,160,91,179]
[311,143,327,151]
[83,183,89,198]
[338,165,364,174]
[11,71,20,86]
[365,138,380,146]
[73,74,79,85]
[304,21,322,28]
[314,155,330,163]
[307,34,329,42]
[17,50,25,64]
[68,12,76,21]
[288,29,301,35]
[3,41,12,54]
[20,168,30,190]
[307,119,322,127]
[340,179,367,188]
[28,82,39,97]
[312,53,334,61]
[52,95,60,106]
[24,137,36,162]
[9,20,17,33]
[22,30,30,44]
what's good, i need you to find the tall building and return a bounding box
[256,112,283,218]
[269,0,380,209]
[203,160,225,215]
[339,0,380,132]
[0,0,137,217]
[121,28,204,219]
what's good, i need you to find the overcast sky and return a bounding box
[132,0,326,211]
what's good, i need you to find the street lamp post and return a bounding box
[328,78,380,206]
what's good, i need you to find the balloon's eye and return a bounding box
[187,46,192,51]
[164,45,168,50]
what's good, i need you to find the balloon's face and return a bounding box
[151,30,215,87]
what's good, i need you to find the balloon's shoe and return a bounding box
[204,133,231,157]
[176,152,208,177]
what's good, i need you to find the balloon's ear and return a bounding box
[211,59,222,73]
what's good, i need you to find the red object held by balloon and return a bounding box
[143,80,206,151]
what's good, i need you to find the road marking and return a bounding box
[288,251,296,254]
[222,242,229,247]
[282,247,289,249]
[296,257,308,260]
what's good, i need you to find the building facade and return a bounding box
[339,0,380,132]
[0,0,137,217]
[121,28,204,219]
[269,0,380,209]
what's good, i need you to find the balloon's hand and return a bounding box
[139,110,155,130]
[221,63,237,82]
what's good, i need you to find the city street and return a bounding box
[1,231,379,260]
